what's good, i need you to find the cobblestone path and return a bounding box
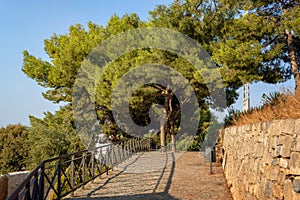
[65,152,233,200]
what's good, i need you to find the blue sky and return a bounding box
[0,0,294,126]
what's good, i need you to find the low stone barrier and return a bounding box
[0,175,8,200]
[0,171,29,200]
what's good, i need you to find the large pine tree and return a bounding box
[211,0,300,94]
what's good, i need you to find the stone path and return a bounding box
[65,152,233,200]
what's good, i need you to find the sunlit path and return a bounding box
[65,152,233,200]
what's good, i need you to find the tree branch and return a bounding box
[261,35,280,48]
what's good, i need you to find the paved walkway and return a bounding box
[65,152,233,200]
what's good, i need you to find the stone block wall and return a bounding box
[222,119,300,200]
[0,171,29,200]
[0,175,8,200]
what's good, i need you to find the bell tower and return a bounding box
[242,83,250,112]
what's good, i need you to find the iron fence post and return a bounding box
[91,151,95,183]
[24,182,31,200]
[99,148,103,177]
[71,155,75,196]
[82,152,86,189]
[57,159,62,199]
[39,164,44,200]
[210,150,213,175]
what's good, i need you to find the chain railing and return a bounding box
[6,138,151,200]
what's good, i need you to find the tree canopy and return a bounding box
[149,0,299,99]
[20,0,300,155]
[211,0,299,92]
[23,14,142,103]
[23,13,216,150]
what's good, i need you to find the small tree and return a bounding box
[26,106,84,167]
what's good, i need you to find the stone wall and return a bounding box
[0,175,8,200]
[0,171,29,200]
[222,119,300,200]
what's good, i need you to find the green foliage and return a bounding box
[150,0,300,100]
[26,106,84,168]
[185,108,211,151]
[176,133,194,151]
[21,6,225,153]
[23,14,147,142]
[149,0,242,105]
[261,92,283,106]
[0,124,29,174]
[22,14,143,104]
[94,48,210,139]
[21,1,300,157]
[211,0,299,86]
[224,108,240,127]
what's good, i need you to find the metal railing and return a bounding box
[6,138,151,200]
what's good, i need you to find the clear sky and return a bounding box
[0,0,294,127]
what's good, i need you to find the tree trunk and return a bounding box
[160,110,166,152]
[285,29,300,97]
[171,121,176,152]
[160,87,171,152]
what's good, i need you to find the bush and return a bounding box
[232,91,300,126]
[0,124,29,174]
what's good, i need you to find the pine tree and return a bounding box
[211,0,300,95]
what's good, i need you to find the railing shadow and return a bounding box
[86,152,145,197]
[65,151,178,200]
[66,192,178,200]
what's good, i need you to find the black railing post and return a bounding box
[99,148,103,177]
[119,145,122,164]
[32,173,39,200]
[125,142,129,158]
[39,164,44,200]
[91,151,95,183]
[57,159,62,199]
[24,182,31,200]
[106,147,109,175]
[120,144,124,162]
[82,152,86,189]
[110,145,114,171]
[71,155,75,196]
[133,140,136,152]
[117,145,120,164]
[114,145,118,165]
[139,139,141,150]
[128,141,131,156]
[111,146,115,168]
[210,150,213,175]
